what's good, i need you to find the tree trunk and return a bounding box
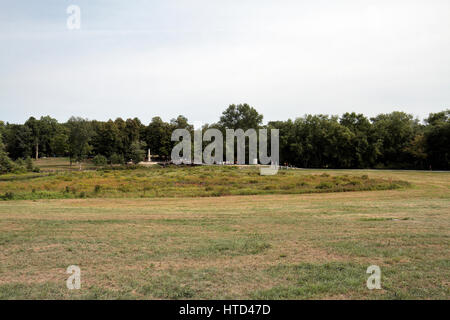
[35,142,39,160]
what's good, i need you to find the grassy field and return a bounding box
[0,164,448,299]
[0,161,409,201]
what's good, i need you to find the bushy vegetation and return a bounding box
[92,154,107,167]
[0,165,409,201]
[1,105,448,171]
[0,134,39,174]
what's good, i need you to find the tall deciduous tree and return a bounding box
[0,132,15,173]
[129,140,147,164]
[340,112,380,168]
[4,124,32,160]
[218,104,263,130]
[144,117,173,160]
[24,117,40,160]
[425,110,450,170]
[67,117,94,166]
[24,116,62,159]
[91,120,122,158]
[371,112,420,168]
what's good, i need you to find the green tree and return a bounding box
[91,120,122,158]
[113,118,127,157]
[67,117,94,166]
[404,134,427,169]
[124,118,145,160]
[50,131,69,157]
[424,110,450,170]
[371,112,420,168]
[0,121,5,140]
[170,115,193,130]
[217,105,263,164]
[0,134,15,173]
[23,156,39,172]
[268,119,295,166]
[3,124,32,159]
[218,104,263,130]
[109,153,124,165]
[24,117,40,160]
[93,154,107,166]
[24,116,62,159]
[145,117,173,160]
[289,115,354,168]
[37,116,61,157]
[129,140,147,164]
[340,112,380,168]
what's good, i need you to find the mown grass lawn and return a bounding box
[0,168,448,299]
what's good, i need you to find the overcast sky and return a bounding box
[0,0,449,124]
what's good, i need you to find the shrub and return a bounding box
[0,153,16,174]
[93,155,108,167]
[316,182,333,189]
[109,153,124,165]
[25,157,34,171]
[12,166,27,174]
[346,180,362,186]
[129,141,147,164]
[2,192,14,200]
[15,158,25,167]
[142,185,151,195]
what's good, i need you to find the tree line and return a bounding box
[0,104,449,173]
